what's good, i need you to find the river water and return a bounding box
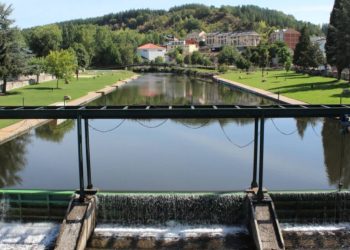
[0,73,349,191]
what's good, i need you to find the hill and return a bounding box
[57,4,323,36]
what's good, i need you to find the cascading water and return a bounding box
[0,197,10,222]
[96,193,246,225]
[88,193,253,249]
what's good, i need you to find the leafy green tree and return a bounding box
[285,57,292,72]
[27,57,46,83]
[218,46,240,65]
[0,4,27,94]
[176,54,184,65]
[236,56,251,72]
[191,51,203,65]
[26,25,62,57]
[326,0,350,80]
[70,43,90,79]
[45,50,77,88]
[251,43,270,77]
[269,41,291,66]
[154,56,164,64]
[294,26,325,69]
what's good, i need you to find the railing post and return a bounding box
[251,118,259,189]
[85,119,93,189]
[257,117,265,200]
[77,115,85,202]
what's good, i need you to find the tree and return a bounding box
[0,4,27,94]
[326,0,350,80]
[27,57,46,83]
[218,46,240,65]
[285,57,292,72]
[251,43,270,77]
[269,41,291,66]
[26,25,62,57]
[294,26,325,70]
[45,50,77,89]
[154,56,164,64]
[236,56,251,72]
[70,43,90,79]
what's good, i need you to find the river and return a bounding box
[0,73,348,191]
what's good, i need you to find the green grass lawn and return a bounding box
[0,70,134,128]
[220,70,349,104]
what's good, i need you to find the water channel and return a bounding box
[0,73,349,191]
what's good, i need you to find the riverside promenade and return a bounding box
[0,75,139,145]
[214,75,307,105]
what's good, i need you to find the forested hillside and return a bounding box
[20,4,324,68]
[57,4,323,36]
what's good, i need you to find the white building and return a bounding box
[137,43,166,61]
[311,36,326,56]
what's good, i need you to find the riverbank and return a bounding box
[0,72,139,145]
[219,70,348,104]
[213,75,307,105]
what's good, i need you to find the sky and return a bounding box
[2,0,334,28]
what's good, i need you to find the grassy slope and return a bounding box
[220,70,349,104]
[0,70,134,128]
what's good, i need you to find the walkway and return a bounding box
[0,75,139,145]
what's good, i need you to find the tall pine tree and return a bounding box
[326,0,350,80]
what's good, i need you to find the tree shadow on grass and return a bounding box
[268,80,342,94]
[25,87,61,91]
[0,91,21,96]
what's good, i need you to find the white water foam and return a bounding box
[94,222,247,240]
[281,223,350,232]
[0,222,59,250]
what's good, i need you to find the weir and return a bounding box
[2,105,350,249]
[1,190,350,249]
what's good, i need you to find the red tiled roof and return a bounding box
[137,43,165,50]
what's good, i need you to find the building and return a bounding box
[186,31,207,43]
[137,43,166,61]
[206,31,261,50]
[166,39,199,55]
[311,36,326,56]
[270,29,301,50]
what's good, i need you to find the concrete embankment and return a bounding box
[0,75,139,146]
[213,76,307,105]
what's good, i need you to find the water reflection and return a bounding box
[35,120,75,143]
[0,135,30,188]
[322,118,350,189]
[93,73,272,106]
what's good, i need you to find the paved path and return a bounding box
[0,75,139,145]
[214,76,308,105]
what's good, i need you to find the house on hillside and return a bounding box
[270,29,301,50]
[186,31,207,43]
[137,43,166,61]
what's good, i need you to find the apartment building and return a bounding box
[206,31,261,50]
[270,29,301,50]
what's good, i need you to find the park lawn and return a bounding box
[0,70,135,128]
[220,70,349,104]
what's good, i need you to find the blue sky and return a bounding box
[2,0,334,28]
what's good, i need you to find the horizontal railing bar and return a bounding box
[0,105,349,119]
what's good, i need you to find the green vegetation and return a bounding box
[0,3,27,94]
[220,70,349,104]
[326,0,350,80]
[293,26,325,70]
[0,70,134,128]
